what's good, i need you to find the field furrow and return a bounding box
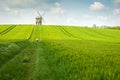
[43,26,66,40]
[0,25,12,32]
[0,25,16,35]
[60,26,77,38]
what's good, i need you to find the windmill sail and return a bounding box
[36,11,45,25]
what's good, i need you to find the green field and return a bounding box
[0,25,120,80]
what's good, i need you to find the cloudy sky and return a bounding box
[0,0,120,26]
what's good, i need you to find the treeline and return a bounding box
[106,26,120,30]
[91,25,120,30]
[90,24,120,30]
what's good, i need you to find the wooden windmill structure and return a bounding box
[36,11,45,25]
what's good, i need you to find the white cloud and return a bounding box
[82,14,91,18]
[9,0,35,4]
[97,16,108,20]
[4,6,24,16]
[4,7,11,12]
[113,0,120,4]
[55,2,61,7]
[66,17,78,24]
[2,0,57,9]
[113,9,120,15]
[66,18,74,23]
[90,2,105,10]
[51,2,65,14]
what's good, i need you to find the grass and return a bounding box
[0,25,11,32]
[0,42,36,80]
[40,40,120,80]
[0,41,31,67]
[0,25,34,43]
[0,25,120,80]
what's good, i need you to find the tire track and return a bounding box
[57,26,71,37]
[0,26,12,34]
[60,26,77,38]
[0,25,16,35]
[28,26,35,40]
[28,26,38,42]
[32,42,56,80]
[57,26,78,39]
[89,28,116,38]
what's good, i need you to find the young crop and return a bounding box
[0,25,120,80]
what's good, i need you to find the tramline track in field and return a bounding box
[29,25,40,42]
[88,28,119,39]
[28,26,35,41]
[0,25,11,32]
[0,25,34,41]
[0,25,16,35]
[57,26,78,39]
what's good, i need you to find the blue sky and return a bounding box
[0,0,120,26]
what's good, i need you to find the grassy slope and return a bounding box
[0,25,120,80]
[0,25,34,43]
[40,40,120,80]
[33,25,120,80]
[0,25,36,80]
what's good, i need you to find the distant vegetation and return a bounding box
[106,26,120,30]
[0,25,120,80]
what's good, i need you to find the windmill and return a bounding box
[36,11,45,25]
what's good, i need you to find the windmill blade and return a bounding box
[42,12,45,16]
[37,11,42,17]
[42,17,46,23]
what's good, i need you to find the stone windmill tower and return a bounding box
[36,11,44,25]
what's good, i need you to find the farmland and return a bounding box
[0,25,120,80]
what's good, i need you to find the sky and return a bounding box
[0,0,120,26]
